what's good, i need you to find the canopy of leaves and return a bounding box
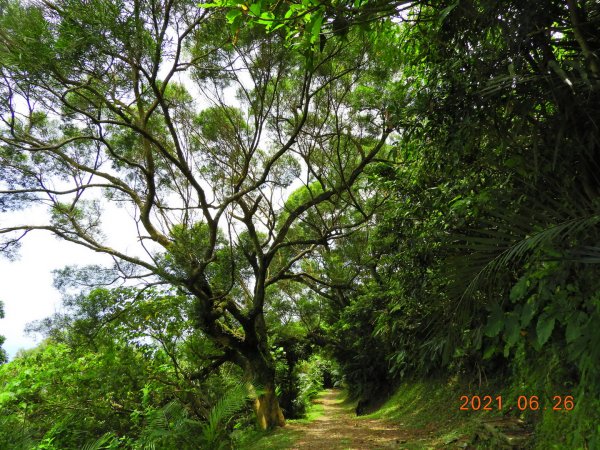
[1,0,600,446]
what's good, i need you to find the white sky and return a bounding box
[0,204,141,359]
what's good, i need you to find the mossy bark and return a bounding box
[254,381,286,430]
[246,347,285,429]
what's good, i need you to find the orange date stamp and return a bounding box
[459,395,574,411]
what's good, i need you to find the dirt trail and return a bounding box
[285,389,431,449]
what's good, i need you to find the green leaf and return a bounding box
[504,313,520,346]
[258,11,275,28]
[565,312,587,343]
[536,313,555,346]
[270,21,286,32]
[249,2,261,17]
[483,344,497,360]
[226,9,242,24]
[510,276,528,302]
[520,301,535,328]
[484,304,504,337]
[284,4,301,19]
[565,321,581,344]
[310,11,323,44]
[438,0,459,25]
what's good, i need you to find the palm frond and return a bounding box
[461,214,600,301]
[564,246,600,263]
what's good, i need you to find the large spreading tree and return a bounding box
[0,0,397,427]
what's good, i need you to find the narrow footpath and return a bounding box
[285,389,432,449]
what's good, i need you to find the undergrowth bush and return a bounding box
[292,355,328,415]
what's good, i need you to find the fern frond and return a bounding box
[199,383,251,450]
[81,432,117,450]
[0,414,35,450]
[137,401,201,450]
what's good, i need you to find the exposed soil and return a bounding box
[285,389,433,449]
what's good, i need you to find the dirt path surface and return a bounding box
[285,389,430,449]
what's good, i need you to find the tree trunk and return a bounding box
[246,351,285,429]
[191,290,285,428]
[254,381,285,430]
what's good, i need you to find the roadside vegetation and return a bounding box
[1,0,599,448]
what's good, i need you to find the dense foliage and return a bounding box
[0,286,329,448]
[315,1,600,446]
[1,0,599,448]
